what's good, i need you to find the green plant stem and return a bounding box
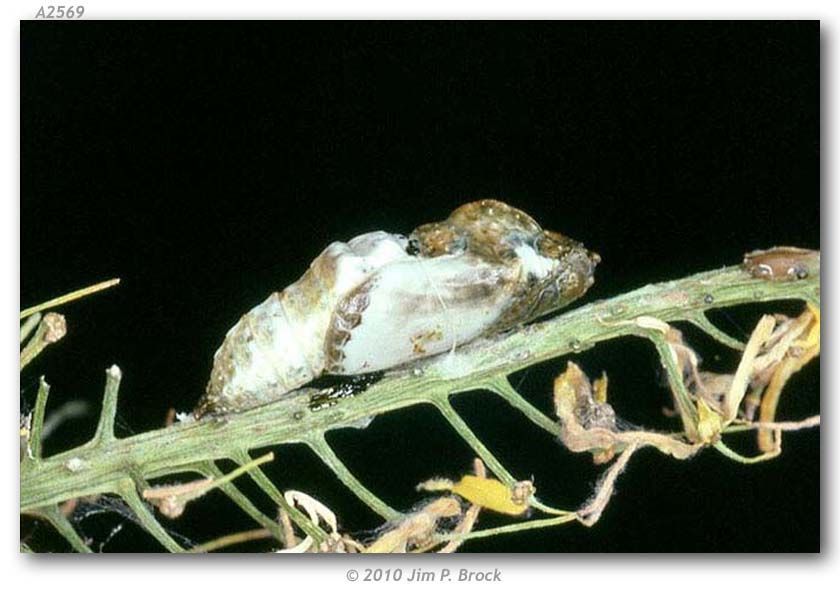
[306,433,402,520]
[20,278,120,319]
[435,514,578,545]
[188,528,274,553]
[195,461,287,543]
[19,313,66,371]
[28,377,50,460]
[20,313,42,343]
[20,258,820,527]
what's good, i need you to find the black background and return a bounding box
[21,21,819,552]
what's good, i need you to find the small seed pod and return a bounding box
[196,200,599,417]
[742,247,819,281]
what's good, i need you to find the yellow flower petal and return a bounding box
[450,475,528,516]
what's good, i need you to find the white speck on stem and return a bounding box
[65,457,87,472]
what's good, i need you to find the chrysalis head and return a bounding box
[408,199,599,327]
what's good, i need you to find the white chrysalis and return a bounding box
[196,200,599,417]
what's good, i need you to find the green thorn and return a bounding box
[94,365,122,443]
[28,377,50,461]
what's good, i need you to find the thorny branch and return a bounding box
[20,250,820,552]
